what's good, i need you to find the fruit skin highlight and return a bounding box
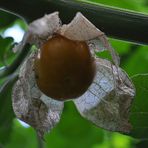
[34,34,96,101]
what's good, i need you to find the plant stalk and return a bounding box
[0,0,148,45]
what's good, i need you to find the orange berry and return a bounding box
[34,34,96,101]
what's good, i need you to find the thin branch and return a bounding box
[36,133,44,148]
[0,43,31,79]
[0,0,148,45]
[0,73,18,92]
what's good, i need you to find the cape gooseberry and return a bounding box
[34,34,96,101]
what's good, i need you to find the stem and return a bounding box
[0,43,31,79]
[0,0,148,45]
[37,133,44,148]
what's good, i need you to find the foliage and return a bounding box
[86,0,148,13]
[0,0,148,148]
[130,74,148,139]
[0,74,17,145]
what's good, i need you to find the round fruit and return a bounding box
[34,34,96,101]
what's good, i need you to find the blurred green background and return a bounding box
[0,0,148,148]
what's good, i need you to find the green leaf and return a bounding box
[129,74,148,139]
[84,0,148,13]
[0,36,14,66]
[46,102,104,148]
[110,39,130,55]
[5,120,38,148]
[123,46,148,76]
[0,10,17,31]
[0,74,17,145]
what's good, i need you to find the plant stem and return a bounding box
[0,43,31,79]
[0,0,148,45]
[36,133,44,148]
